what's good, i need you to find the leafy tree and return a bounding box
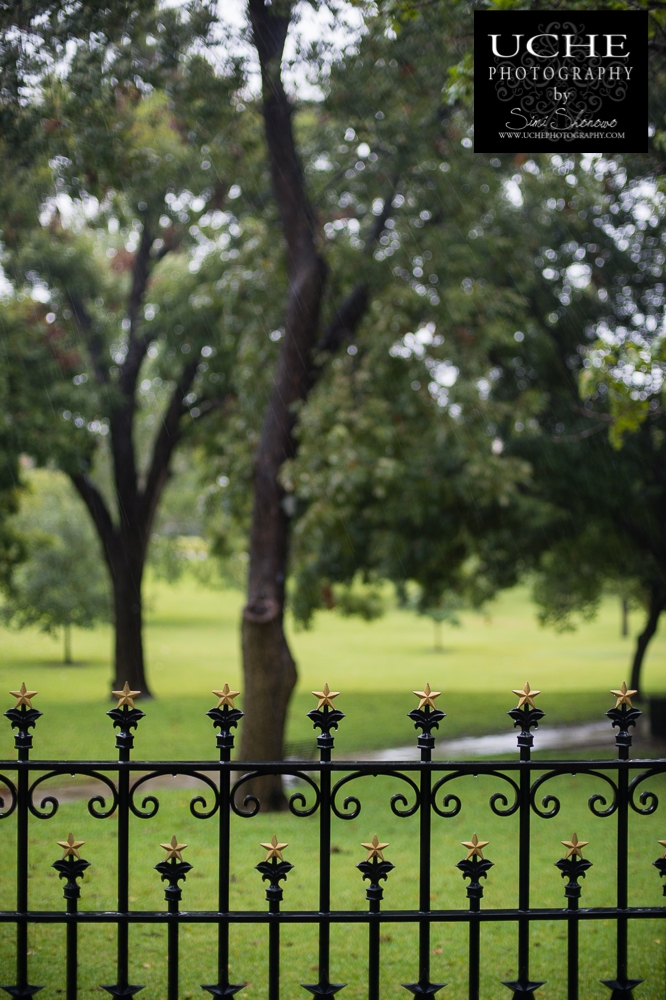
[0,0,247,692]
[285,143,666,698]
[484,153,666,695]
[1,470,109,663]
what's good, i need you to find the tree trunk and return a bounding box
[621,596,629,637]
[63,622,72,664]
[240,615,297,811]
[111,551,147,694]
[239,2,383,802]
[239,0,325,808]
[630,584,666,694]
[69,302,198,700]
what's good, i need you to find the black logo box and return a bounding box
[473,10,647,153]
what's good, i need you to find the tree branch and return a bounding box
[65,291,109,385]
[553,422,608,443]
[573,405,613,423]
[69,472,117,567]
[119,220,154,398]
[139,360,199,541]
[316,179,400,355]
[109,219,158,522]
[316,284,369,354]
[248,0,317,270]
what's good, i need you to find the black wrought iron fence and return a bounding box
[0,678,665,1000]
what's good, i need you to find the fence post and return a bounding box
[404,684,446,998]
[53,833,89,1000]
[555,833,592,1000]
[503,683,545,999]
[303,685,346,998]
[155,836,192,1000]
[102,682,145,999]
[256,836,292,1000]
[602,684,643,998]
[357,835,394,1000]
[457,835,493,1000]
[2,684,43,999]
[204,685,245,998]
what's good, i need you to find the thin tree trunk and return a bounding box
[630,584,666,694]
[63,622,72,664]
[621,596,629,637]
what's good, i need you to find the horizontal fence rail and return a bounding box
[0,679,664,1000]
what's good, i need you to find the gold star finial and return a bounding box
[312,683,340,710]
[413,683,441,710]
[512,682,540,709]
[461,833,490,860]
[610,682,637,709]
[658,839,666,858]
[260,834,288,862]
[57,832,85,860]
[561,833,589,860]
[10,683,38,709]
[361,834,390,861]
[112,681,141,709]
[160,835,188,862]
[212,683,240,709]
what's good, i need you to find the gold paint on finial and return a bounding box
[561,833,588,860]
[312,684,340,710]
[10,683,38,709]
[512,682,540,709]
[112,681,141,709]
[361,835,389,861]
[212,684,240,709]
[461,834,489,860]
[260,835,288,861]
[413,683,441,710]
[658,839,666,858]
[57,833,85,860]
[610,682,637,709]
[160,835,188,862]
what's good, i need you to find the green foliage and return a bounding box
[0,0,252,495]
[149,533,248,592]
[284,34,666,666]
[1,470,109,660]
[332,579,386,621]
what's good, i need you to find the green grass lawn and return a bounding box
[0,579,664,760]
[1,581,665,998]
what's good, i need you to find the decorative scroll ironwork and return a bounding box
[0,772,17,819]
[0,678,665,1000]
[628,767,660,816]
[329,769,420,820]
